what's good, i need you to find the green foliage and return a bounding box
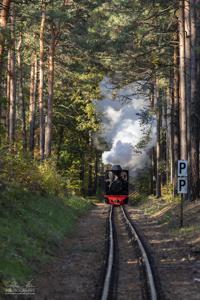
[38,159,66,195]
[65,159,82,194]
[0,0,106,198]
[67,196,92,212]
[130,192,149,206]
[133,170,151,195]
[0,187,92,284]
[157,160,167,175]
[172,224,200,237]
[0,152,66,196]
[86,0,175,84]
[156,210,173,225]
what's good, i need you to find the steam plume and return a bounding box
[95,77,156,175]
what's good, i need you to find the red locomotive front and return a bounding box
[104,165,129,205]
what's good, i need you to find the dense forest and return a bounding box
[0,0,199,200]
[1,0,200,294]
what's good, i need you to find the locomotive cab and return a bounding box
[104,165,129,205]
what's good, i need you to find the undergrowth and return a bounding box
[130,184,181,226]
[0,152,66,196]
[0,188,92,284]
[129,192,149,206]
[172,224,200,237]
[0,152,92,289]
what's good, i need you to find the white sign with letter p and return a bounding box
[178,177,188,194]
[178,160,188,177]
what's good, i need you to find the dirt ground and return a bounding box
[128,199,200,300]
[5,200,200,300]
[32,203,108,300]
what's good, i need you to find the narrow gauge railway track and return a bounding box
[100,205,162,300]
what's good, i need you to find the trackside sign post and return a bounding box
[178,160,188,227]
[178,178,188,194]
[178,160,188,177]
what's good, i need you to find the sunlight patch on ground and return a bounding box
[152,204,176,218]
[127,259,137,265]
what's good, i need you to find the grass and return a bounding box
[0,186,92,286]
[171,224,200,237]
[129,186,183,227]
[129,192,149,206]
[156,211,173,224]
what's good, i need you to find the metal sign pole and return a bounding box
[180,194,183,228]
[178,160,188,228]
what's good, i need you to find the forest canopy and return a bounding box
[0,0,199,199]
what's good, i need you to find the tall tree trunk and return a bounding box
[6,49,11,142]
[150,88,157,195]
[93,150,99,195]
[17,33,27,153]
[196,0,200,198]
[45,23,55,158]
[179,0,188,160]
[29,52,37,156]
[190,0,200,199]
[166,88,172,185]
[0,0,11,134]
[88,162,93,196]
[151,147,157,195]
[155,83,162,198]
[87,133,93,196]
[169,73,175,184]
[184,0,192,200]
[161,90,167,186]
[80,152,85,196]
[173,44,180,195]
[56,126,64,163]
[0,0,11,65]
[9,4,16,149]
[39,2,46,160]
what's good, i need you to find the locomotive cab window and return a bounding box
[105,169,129,195]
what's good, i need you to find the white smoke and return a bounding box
[95,77,156,175]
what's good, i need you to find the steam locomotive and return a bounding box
[104,165,129,205]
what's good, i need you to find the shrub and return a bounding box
[0,152,66,196]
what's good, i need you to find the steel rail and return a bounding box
[121,206,157,300]
[101,205,114,300]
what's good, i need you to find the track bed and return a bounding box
[101,206,161,300]
[115,207,143,300]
